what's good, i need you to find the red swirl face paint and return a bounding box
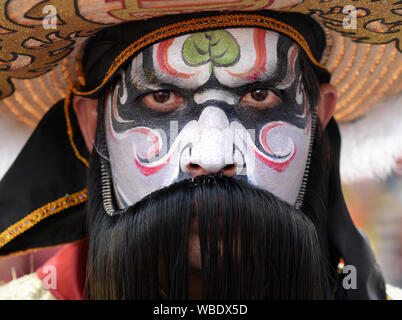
[104,28,312,208]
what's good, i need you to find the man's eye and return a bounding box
[141,90,185,112]
[240,89,280,110]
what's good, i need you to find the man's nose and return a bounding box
[180,106,243,178]
[186,162,238,177]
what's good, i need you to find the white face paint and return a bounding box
[104,28,313,208]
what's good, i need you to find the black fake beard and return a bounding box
[84,143,332,300]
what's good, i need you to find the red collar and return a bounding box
[36,239,88,300]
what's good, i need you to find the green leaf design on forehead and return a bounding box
[182,30,240,68]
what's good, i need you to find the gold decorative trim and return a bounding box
[64,85,89,168]
[332,41,357,87]
[71,13,329,97]
[0,78,90,251]
[0,189,88,249]
[335,45,387,113]
[337,44,370,97]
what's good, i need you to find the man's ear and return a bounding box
[316,83,337,129]
[72,95,98,153]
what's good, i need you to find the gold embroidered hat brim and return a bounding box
[0,0,402,181]
[1,0,401,125]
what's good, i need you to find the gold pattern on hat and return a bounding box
[71,14,329,98]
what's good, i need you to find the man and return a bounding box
[76,18,337,299]
[0,2,401,300]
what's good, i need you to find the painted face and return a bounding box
[104,28,313,208]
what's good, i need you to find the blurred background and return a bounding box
[343,163,402,288]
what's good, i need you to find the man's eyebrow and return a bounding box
[223,52,298,89]
[228,72,289,90]
[129,63,163,91]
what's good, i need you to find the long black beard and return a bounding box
[84,134,333,300]
[82,91,336,299]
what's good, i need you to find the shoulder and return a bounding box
[386,284,402,300]
[0,272,56,300]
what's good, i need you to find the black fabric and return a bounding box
[326,118,386,300]
[81,9,330,98]
[0,100,89,255]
